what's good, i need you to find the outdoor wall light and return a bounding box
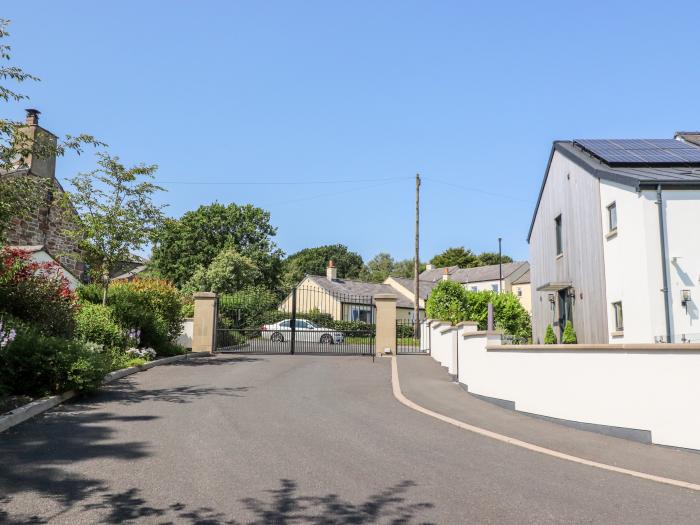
[681,289,692,312]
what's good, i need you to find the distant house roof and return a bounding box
[676,132,700,147]
[418,266,459,282]
[420,262,529,284]
[528,140,700,241]
[511,269,530,285]
[305,275,415,309]
[387,277,438,300]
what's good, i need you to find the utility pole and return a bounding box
[414,173,421,337]
[498,237,503,293]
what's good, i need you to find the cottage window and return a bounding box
[612,302,623,331]
[555,215,563,256]
[491,284,499,292]
[471,286,478,292]
[517,287,522,297]
[607,202,617,232]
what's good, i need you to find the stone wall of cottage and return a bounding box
[5,175,85,279]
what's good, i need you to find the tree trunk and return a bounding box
[101,266,109,306]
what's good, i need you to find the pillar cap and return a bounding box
[193,292,217,299]
[374,293,398,301]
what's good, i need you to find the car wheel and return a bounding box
[320,334,333,345]
[271,332,284,343]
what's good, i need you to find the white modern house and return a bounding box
[528,135,700,344]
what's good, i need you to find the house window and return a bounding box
[349,305,373,323]
[612,302,623,331]
[555,215,563,256]
[470,286,478,292]
[491,284,499,292]
[517,287,522,297]
[607,202,617,232]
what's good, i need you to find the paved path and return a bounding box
[1,355,699,523]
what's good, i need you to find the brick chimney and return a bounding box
[25,108,40,126]
[441,267,450,281]
[14,108,57,180]
[326,260,337,281]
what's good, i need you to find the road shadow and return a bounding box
[1,470,434,524]
[97,381,251,406]
[174,355,264,367]
[0,410,154,518]
[82,479,435,524]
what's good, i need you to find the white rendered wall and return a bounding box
[664,190,700,341]
[176,319,194,349]
[599,183,700,343]
[453,333,700,450]
[462,280,501,293]
[429,322,456,375]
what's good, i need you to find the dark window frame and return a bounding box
[612,301,623,331]
[555,215,563,256]
[607,202,617,232]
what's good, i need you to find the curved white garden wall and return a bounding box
[454,332,700,450]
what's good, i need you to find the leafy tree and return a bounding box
[544,324,557,344]
[430,246,514,269]
[426,282,531,339]
[151,203,283,289]
[392,258,425,279]
[61,153,165,304]
[360,254,426,282]
[184,248,261,294]
[562,320,577,344]
[425,280,470,325]
[283,244,363,286]
[0,19,102,241]
[360,253,396,283]
[430,247,478,268]
[476,252,514,266]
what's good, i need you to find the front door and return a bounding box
[557,289,573,339]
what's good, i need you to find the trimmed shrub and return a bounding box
[0,247,78,337]
[426,282,531,340]
[75,303,127,350]
[425,280,470,325]
[154,341,186,357]
[562,320,577,344]
[0,325,112,396]
[544,324,557,344]
[78,278,185,353]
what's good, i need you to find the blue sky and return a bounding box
[4,1,700,263]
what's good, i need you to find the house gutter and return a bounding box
[656,185,673,343]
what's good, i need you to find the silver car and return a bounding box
[261,319,344,344]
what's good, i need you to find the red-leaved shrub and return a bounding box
[0,248,78,337]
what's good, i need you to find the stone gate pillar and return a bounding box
[192,292,217,354]
[375,294,397,356]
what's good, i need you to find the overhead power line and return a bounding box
[152,176,413,186]
[422,177,531,203]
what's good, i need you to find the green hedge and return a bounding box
[77,278,185,355]
[75,303,127,350]
[426,281,531,340]
[0,324,113,397]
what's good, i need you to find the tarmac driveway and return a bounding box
[1,354,699,524]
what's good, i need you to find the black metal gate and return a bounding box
[215,284,375,355]
[396,319,430,354]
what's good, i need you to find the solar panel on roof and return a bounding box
[573,139,700,167]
